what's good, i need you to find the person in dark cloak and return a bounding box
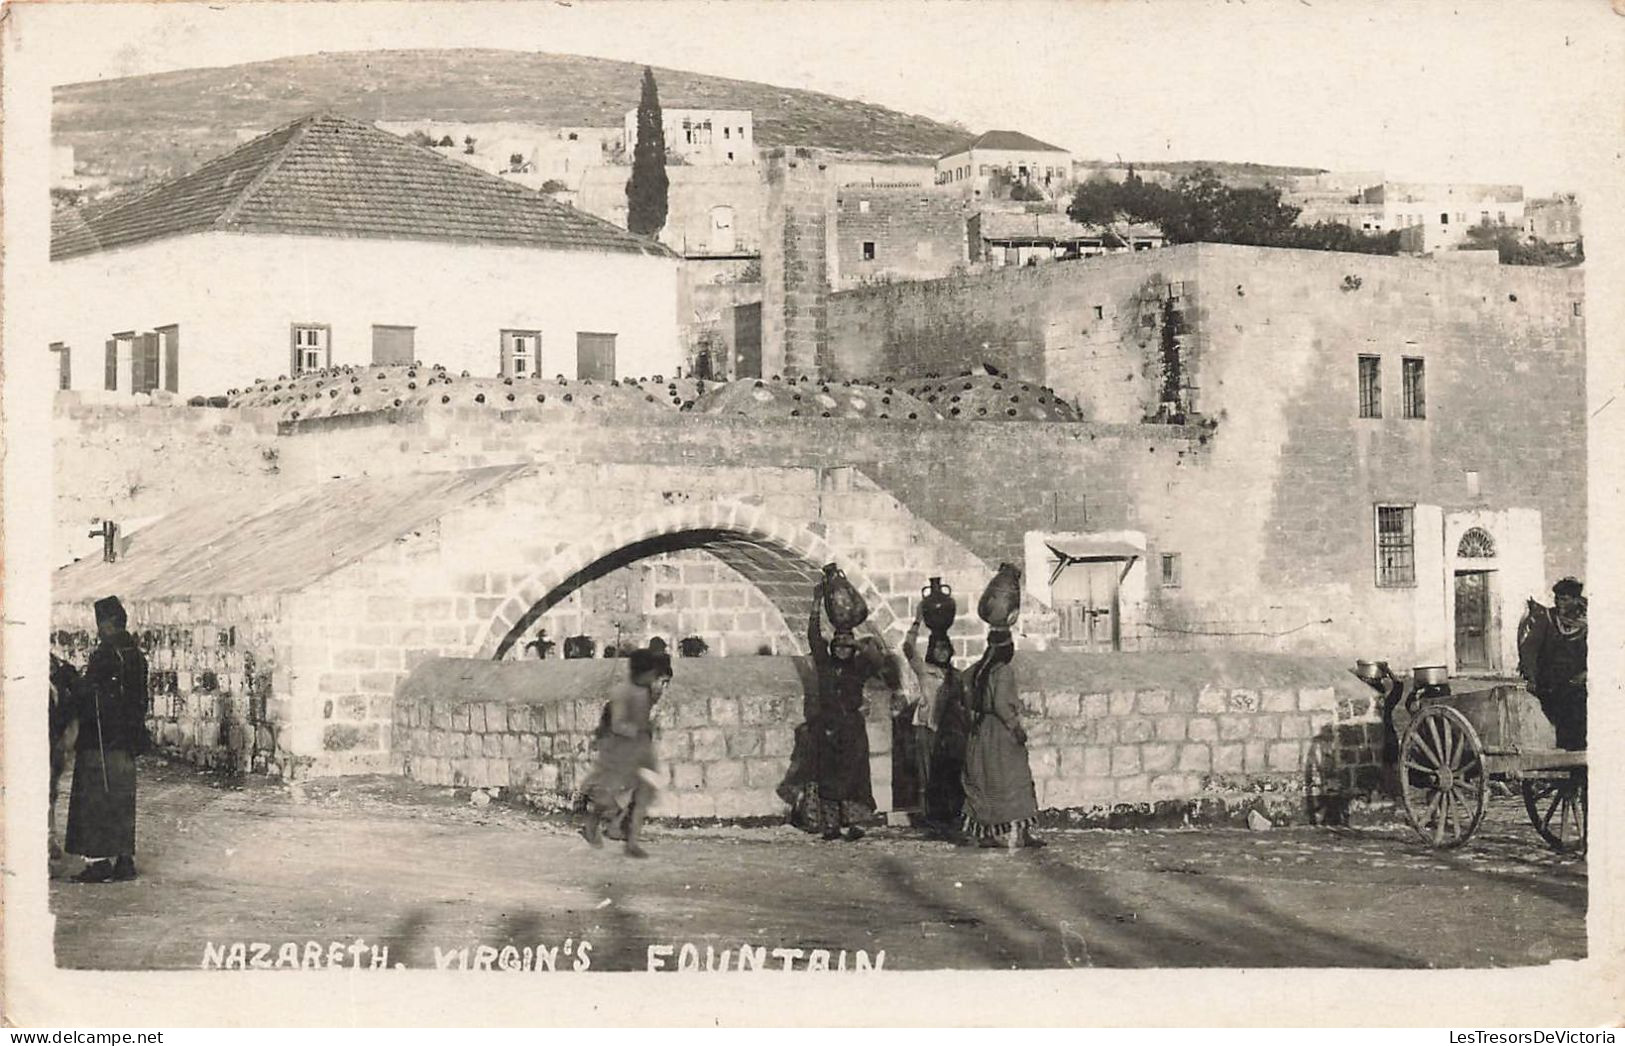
[806,586,877,841]
[961,629,1043,849]
[1518,577,1588,751]
[49,654,83,859]
[901,607,969,838]
[580,648,672,858]
[65,596,149,883]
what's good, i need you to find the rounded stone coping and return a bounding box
[396,650,1365,710]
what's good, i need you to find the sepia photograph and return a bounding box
[3,0,1622,1028]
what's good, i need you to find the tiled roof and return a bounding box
[941,130,1070,159]
[53,465,528,602]
[51,113,673,262]
[977,211,1162,242]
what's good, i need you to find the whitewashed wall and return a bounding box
[48,231,681,396]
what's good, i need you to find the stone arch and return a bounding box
[473,499,904,660]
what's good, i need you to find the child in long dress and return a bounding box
[581,648,672,858]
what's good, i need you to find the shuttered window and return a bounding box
[291,325,331,375]
[157,325,180,393]
[575,332,616,382]
[49,343,70,390]
[501,330,541,378]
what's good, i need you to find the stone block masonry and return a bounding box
[392,651,1382,824]
[392,655,893,820]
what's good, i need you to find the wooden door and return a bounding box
[371,325,415,366]
[1454,571,1492,672]
[1054,560,1121,651]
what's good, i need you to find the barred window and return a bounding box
[1358,355,1382,418]
[1160,553,1182,588]
[1402,357,1426,419]
[1375,505,1416,587]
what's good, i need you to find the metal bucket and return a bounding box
[1353,660,1390,686]
[1413,665,1449,687]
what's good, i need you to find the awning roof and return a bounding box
[1046,538,1144,562]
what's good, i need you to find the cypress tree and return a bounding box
[626,67,670,237]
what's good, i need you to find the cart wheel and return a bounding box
[1522,770,1586,854]
[1400,704,1487,849]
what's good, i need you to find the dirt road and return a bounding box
[49,763,1585,971]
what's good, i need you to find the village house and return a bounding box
[1361,180,1526,253]
[627,107,756,166]
[936,130,1073,200]
[969,210,1165,266]
[1524,194,1583,249]
[47,113,680,397]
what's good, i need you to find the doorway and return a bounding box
[1454,570,1494,672]
[1054,559,1122,651]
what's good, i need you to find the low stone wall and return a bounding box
[392,651,1383,824]
[392,656,894,820]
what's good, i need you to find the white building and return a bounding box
[624,108,755,166]
[936,130,1072,200]
[47,113,680,397]
[1363,181,1525,253]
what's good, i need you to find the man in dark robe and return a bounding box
[1519,577,1587,751]
[65,596,149,883]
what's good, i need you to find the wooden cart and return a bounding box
[1397,684,1586,853]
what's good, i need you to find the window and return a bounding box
[501,329,540,378]
[576,332,617,382]
[1480,211,1490,224]
[49,342,70,390]
[980,165,990,176]
[1465,470,1480,498]
[1574,301,1583,317]
[723,127,730,139]
[105,332,134,391]
[1456,212,1466,223]
[1497,211,1506,224]
[1358,355,1382,418]
[862,241,876,261]
[291,324,331,375]
[1160,553,1182,588]
[131,332,162,394]
[371,325,415,366]
[1375,505,1416,587]
[1440,212,1449,224]
[858,200,870,214]
[1401,357,1425,419]
[1457,527,1496,558]
[1092,305,1104,320]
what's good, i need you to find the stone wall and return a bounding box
[833,187,967,290]
[392,656,895,819]
[51,594,303,777]
[53,397,283,567]
[392,652,1383,824]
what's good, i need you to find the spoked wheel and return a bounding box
[1400,704,1488,849]
[1522,770,1587,854]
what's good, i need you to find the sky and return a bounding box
[22,0,1625,194]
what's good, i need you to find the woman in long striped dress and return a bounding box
[960,629,1043,849]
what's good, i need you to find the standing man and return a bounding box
[49,654,82,860]
[66,597,149,883]
[1519,577,1588,751]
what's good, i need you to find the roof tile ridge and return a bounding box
[214,113,320,230]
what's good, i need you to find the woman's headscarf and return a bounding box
[969,629,1015,704]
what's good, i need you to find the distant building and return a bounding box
[626,108,755,166]
[1525,194,1582,248]
[971,210,1164,267]
[1363,181,1525,254]
[48,113,679,396]
[377,121,622,192]
[936,130,1072,200]
[834,188,968,289]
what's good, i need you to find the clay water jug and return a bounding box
[978,563,1022,627]
[920,577,958,633]
[820,563,870,631]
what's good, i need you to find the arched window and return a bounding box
[1457,527,1496,558]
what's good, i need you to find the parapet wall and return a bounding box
[392,652,1384,825]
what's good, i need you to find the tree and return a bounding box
[1463,223,1579,267]
[1067,165,1397,255]
[626,66,670,237]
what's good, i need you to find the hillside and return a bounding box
[53,49,971,193]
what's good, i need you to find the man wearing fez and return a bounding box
[1519,577,1588,751]
[65,596,149,883]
